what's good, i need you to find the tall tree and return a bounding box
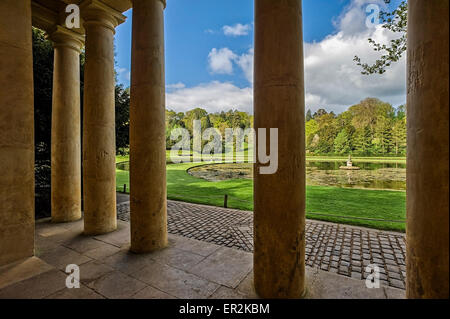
[315,113,338,154]
[392,116,407,155]
[353,126,373,155]
[334,129,352,155]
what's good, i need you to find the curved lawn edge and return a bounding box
[116,158,406,232]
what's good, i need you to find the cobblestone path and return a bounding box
[117,199,406,290]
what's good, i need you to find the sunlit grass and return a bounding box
[116,155,406,232]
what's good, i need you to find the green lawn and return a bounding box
[116,156,406,232]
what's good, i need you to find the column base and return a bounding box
[83,224,117,236]
[254,282,307,299]
[130,238,168,254]
[51,216,82,224]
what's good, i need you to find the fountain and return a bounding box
[339,155,360,170]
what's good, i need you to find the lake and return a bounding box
[117,160,406,191]
[306,161,406,190]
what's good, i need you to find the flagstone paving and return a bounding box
[117,198,407,290]
[0,217,405,299]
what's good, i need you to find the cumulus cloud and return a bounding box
[223,23,252,36]
[208,47,254,83]
[304,0,406,113]
[234,48,254,84]
[333,0,387,35]
[169,0,406,115]
[208,48,237,74]
[166,81,253,114]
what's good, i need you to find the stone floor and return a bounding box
[0,217,405,299]
[117,197,407,290]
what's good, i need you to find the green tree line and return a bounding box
[165,108,253,150]
[306,98,406,156]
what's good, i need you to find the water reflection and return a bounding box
[306,161,406,190]
[117,160,407,191]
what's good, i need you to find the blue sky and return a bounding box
[114,0,406,114]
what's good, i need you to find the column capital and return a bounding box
[80,0,127,33]
[48,26,84,53]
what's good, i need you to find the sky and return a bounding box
[114,0,406,115]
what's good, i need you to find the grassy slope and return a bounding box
[116,157,406,232]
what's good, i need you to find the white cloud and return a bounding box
[223,23,252,36]
[166,81,253,114]
[171,0,406,115]
[304,0,406,113]
[208,48,237,74]
[235,48,254,84]
[167,82,186,90]
[208,47,254,84]
[333,0,387,35]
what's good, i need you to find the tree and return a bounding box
[392,117,407,155]
[184,108,208,133]
[315,113,338,154]
[334,129,352,155]
[313,108,328,119]
[306,109,313,121]
[353,127,373,155]
[354,0,407,75]
[115,85,130,154]
[396,104,406,120]
[373,116,394,154]
[305,119,319,151]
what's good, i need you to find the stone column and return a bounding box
[0,0,34,266]
[253,0,306,298]
[81,1,124,235]
[130,0,168,253]
[50,27,84,223]
[406,0,449,299]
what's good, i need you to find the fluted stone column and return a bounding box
[81,1,124,235]
[406,0,449,299]
[0,0,34,266]
[253,0,306,298]
[50,27,84,223]
[130,0,168,253]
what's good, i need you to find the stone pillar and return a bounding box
[130,0,168,253]
[0,0,34,265]
[253,0,306,298]
[81,1,124,235]
[50,27,84,223]
[406,0,449,299]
